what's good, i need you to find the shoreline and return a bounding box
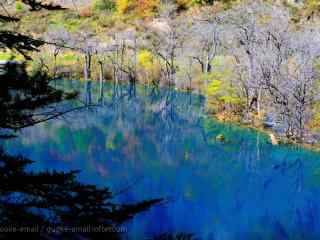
[57,78,320,153]
[212,115,320,153]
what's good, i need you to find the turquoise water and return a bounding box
[2,80,320,239]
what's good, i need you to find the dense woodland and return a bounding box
[1,0,320,143]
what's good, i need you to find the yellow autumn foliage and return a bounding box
[138,50,154,70]
[116,0,160,16]
[116,0,132,14]
[204,57,242,107]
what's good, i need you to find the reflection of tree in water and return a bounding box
[0,149,161,239]
[264,158,304,193]
[0,60,202,238]
[0,63,163,239]
[0,6,193,239]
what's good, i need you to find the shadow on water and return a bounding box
[3,74,320,239]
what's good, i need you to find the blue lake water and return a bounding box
[2,80,320,239]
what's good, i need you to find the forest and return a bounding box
[2,0,320,239]
[1,0,320,144]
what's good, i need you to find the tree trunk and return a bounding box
[98,61,104,102]
[84,52,92,81]
[257,86,262,119]
[204,55,209,88]
[84,52,92,105]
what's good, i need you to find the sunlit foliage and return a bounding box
[204,56,242,108]
[92,0,116,12]
[205,72,242,106]
[116,0,132,14]
[116,0,160,16]
[138,50,154,70]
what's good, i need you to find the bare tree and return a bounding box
[144,17,188,88]
[46,27,75,80]
[189,11,222,86]
[260,27,320,140]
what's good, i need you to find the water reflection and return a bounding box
[3,80,320,239]
[0,149,161,239]
[85,81,92,106]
